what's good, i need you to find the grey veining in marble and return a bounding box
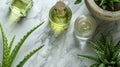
[0,0,120,67]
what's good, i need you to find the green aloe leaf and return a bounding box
[9,35,16,51]
[74,0,82,4]
[105,42,111,60]
[10,22,44,66]
[0,24,10,67]
[108,36,114,52]
[89,41,105,63]
[92,49,104,63]
[98,63,105,67]
[95,37,105,50]
[17,45,44,67]
[109,61,116,65]
[90,63,99,67]
[112,41,120,60]
[89,41,104,52]
[114,40,120,53]
[77,54,100,62]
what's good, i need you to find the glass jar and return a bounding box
[49,1,72,36]
[9,0,33,23]
[74,15,97,40]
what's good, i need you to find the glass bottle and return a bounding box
[9,0,33,24]
[49,1,72,36]
[74,15,97,40]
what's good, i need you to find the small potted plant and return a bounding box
[75,0,120,21]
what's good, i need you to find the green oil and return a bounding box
[9,0,32,24]
[49,4,72,36]
[11,0,28,14]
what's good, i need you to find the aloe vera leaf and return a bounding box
[92,49,105,63]
[89,41,105,62]
[106,37,115,60]
[9,35,16,51]
[98,63,105,67]
[10,22,44,66]
[0,24,10,67]
[112,53,119,61]
[8,35,15,67]
[114,40,120,53]
[17,45,44,67]
[102,59,110,64]
[74,0,82,4]
[90,63,99,67]
[105,43,111,60]
[89,41,104,52]
[91,45,104,60]
[109,61,116,65]
[108,36,114,53]
[95,38,105,51]
[77,54,100,62]
[112,41,120,60]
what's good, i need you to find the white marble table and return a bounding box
[0,0,120,67]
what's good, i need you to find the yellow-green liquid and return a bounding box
[50,19,68,35]
[49,6,72,36]
[11,0,28,13]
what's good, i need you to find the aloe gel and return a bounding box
[49,1,72,36]
[9,0,33,23]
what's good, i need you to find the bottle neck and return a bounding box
[55,1,66,17]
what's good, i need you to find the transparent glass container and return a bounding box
[9,0,33,23]
[49,1,72,36]
[74,15,97,40]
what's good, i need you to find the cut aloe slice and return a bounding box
[9,0,33,23]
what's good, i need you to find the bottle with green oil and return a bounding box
[49,1,72,36]
[9,0,33,24]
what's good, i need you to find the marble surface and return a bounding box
[0,0,120,67]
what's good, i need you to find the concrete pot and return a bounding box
[85,0,120,21]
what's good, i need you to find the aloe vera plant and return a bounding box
[78,34,120,67]
[0,22,44,67]
[9,0,33,23]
